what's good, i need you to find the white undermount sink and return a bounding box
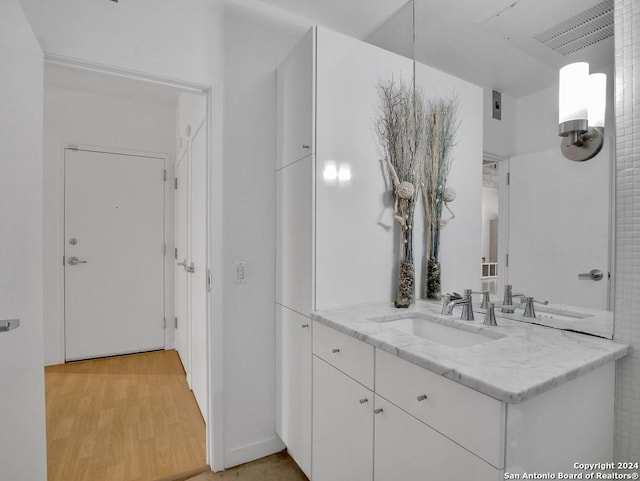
[381,317,500,348]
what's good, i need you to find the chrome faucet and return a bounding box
[521,297,549,318]
[445,289,474,321]
[483,302,498,326]
[502,285,525,313]
[473,290,491,308]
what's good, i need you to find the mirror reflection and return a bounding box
[369,0,614,314]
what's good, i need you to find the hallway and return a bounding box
[45,350,206,481]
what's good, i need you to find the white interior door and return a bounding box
[508,148,610,309]
[0,1,47,478]
[190,119,208,420]
[64,149,166,361]
[175,149,191,384]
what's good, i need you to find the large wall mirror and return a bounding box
[368,0,614,316]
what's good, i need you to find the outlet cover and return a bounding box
[234,261,247,284]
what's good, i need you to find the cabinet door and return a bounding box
[313,356,373,481]
[275,305,311,477]
[277,27,314,169]
[374,396,501,481]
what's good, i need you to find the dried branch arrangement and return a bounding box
[422,95,460,299]
[375,78,427,308]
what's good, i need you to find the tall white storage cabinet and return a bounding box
[276,26,482,478]
[275,26,414,478]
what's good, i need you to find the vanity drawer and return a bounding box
[313,321,374,389]
[375,349,505,468]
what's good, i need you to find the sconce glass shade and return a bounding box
[588,73,607,128]
[558,62,605,162]
[559,62,589,124]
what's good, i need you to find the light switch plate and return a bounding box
[234,261,247,284]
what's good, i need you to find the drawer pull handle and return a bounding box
[374,408,384,414]
[359,398,368,404]
[332,348,340,353]
[301,324,309,328]
[417,394,428,402]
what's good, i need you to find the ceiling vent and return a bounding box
[533,0,613,56]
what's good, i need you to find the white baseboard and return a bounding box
[223,435,286,469]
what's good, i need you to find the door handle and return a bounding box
[0,319,20,333]
[177,260,195,273]
[578,269,604,281]
[67,256,87,266]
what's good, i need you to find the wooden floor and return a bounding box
[45,350,206,481]
[187,452,308,481]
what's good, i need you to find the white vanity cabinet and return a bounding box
[312,322,375,481]
[312,321,502,480]
[275,305,312,476]
[374,395,498,480]
[312,318,619,479]
[312,357,374,481]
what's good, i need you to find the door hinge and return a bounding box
[174,247,178,260]
[163,317,167,329]
[163,243,167,255]
[174,317,178,328]
[174,178,178,190]
[62,255,65,266]
[163,169,167,181]
[506,172,510,185]
[506,253,509,267]
[207,268,212,293]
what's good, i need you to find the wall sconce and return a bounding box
[558,62,606,162]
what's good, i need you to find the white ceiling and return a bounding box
[253,0,410,39]
[33,0,614,101]
[257,0,614,98]
[413,0,614,98]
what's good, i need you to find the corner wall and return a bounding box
[221,2,312,467]
[613,0,640,461]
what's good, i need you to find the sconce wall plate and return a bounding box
[560,127,604,162]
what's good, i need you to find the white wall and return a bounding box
[483,87,515,158]
[221,1,312,467]
[416,62,484,296]
[43,83,177,365]
[0,1,47,479]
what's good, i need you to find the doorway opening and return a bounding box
[43,59,213,480]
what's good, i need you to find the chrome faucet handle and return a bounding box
[483,302,498,326]
[462,289,474,321]
[472,290,491,308]
[522,297,549,318]
[440,294,452,314]
[502,285,513,306]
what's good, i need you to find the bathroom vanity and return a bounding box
[274,23,626,481]
[310,301,628,479]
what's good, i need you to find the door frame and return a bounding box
[62,146,169,360]
[44,54,225,471]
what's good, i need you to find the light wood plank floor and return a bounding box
[45,350,206,481]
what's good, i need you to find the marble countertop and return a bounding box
[311,300,629,404]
